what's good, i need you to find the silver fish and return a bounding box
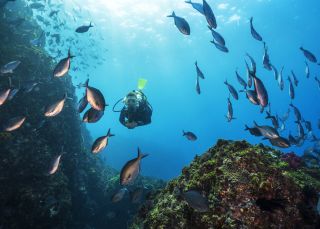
[91,129,114,154]
[167,11,190,35]
[48,154,62,175]
[252,74,268,108]
[203,0,217,29]
[315,77,320,90]
[240,89,259,105]
[7,88,19,101]
[226,97,235,122]
[244,124,262,136]
[271,64,278,80]
[300,46,317,63]
[235,70,247,89]
[195,61,205,79]
[78,94,88,113]
[53,49,74,78]
[0,60,21,74]
[208,26,225,46]
[245,60,253,88]
[291,70,299,87]
[305,61,310,79]
[254,121,279,139]
[44,94,66,117]
[224,80,238,100]
[82,107,104,123]
[288,76,295,100]
[120,148,148,186]
[75,22,93,33]
[250,17,263,42]
[0,88,11,106]
[263,42,272,71]
[111,188,128,203]
[210,40,228,53]
[290,103,302,121]
[2,116,26,132]
[183,130,197,141]
[278,66,284,91]
[85,79,106,111]
[269,137,290,148]
[196,76,201,94]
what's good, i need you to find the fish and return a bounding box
[53,49,75,78]
[246,53,257,75]
[167,11,190,35]
[302,120,312,133]
[49,10,59,17]
[208,26,225,46]
[250,17,263,42]
[210,40,228,53]
[120,148,149,186]
[84,79,107,111]
[300,46,317,63]
[288,76,295,100]
[226,97,235,122]
[235,70,247,89]
[280,108,290,122]
[254,121,279,139]
[252,74,268,108]
[291,70,299,87]
[75,22,93,33]
[130,187,144,203]
[295,121,305,139]
[30,32,44,47]
[7,88,19,101]
[271,65,278,81]
[266,111,279,129]
[305,61,310,79]
[2,116,26,132]
[22,81,38,93]
[224,80,238,100]
[196,76,201,94]
[91,129,115,154]
[0,88,11,106]
[269,137,291,148]
[315,77,320,90]
[78,94,88,113]
[195,61,205,79]
[82,107,104,123]
[289,103,302,121]
[0,60,21,74]
[203,0,217,29]
[183,130,197,141]
[48,153,62,175]
[111,188,128,203]
[181,190,209,212]
[244,124,262,136]
[44,94,66,117]
[278,66,284,91]
[240,89,259,105]
[263,42,272,71]
[245,60,253,88]
[184,0,204,15]
[279,120,286,132]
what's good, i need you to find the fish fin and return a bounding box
[253,121,258,127]
[207,25,212,31]
[244,125,249,130]
[195,61,197,66]
[224,80,228,85]
[167,11,175,17]
[182,130,186,136]
[89,22,93,27]
[185,0,192,4]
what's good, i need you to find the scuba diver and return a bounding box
[113,79,153,129]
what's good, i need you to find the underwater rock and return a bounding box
[131,140,320,228]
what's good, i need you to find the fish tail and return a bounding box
[107,128,115,137]
[207,25,212,31]
[84,79,89,87]
[68,48,75,58]
[253,121,258,126]
[185,0,191,4]
[224,80,228,85]
[195,61,197,66]
[137,147,149,159]
[182,130,185,136]
[167,11,175,17]
[244,125,249,130]
[90,22,93,27]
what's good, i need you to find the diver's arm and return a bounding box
[138,105,152,126]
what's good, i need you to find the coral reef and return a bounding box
[131,140,320,229]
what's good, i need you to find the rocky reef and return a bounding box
[132,140,320,228]
[0,5,164,229]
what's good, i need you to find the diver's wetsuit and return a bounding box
[119,102,152,127]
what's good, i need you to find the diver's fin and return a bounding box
[137,78,147,90]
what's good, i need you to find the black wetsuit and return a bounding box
[119,102,152,127]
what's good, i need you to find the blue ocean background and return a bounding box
[22,0,320,180]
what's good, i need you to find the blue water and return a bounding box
[27,0,320,180]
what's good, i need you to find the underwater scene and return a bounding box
[1,0,320,228]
